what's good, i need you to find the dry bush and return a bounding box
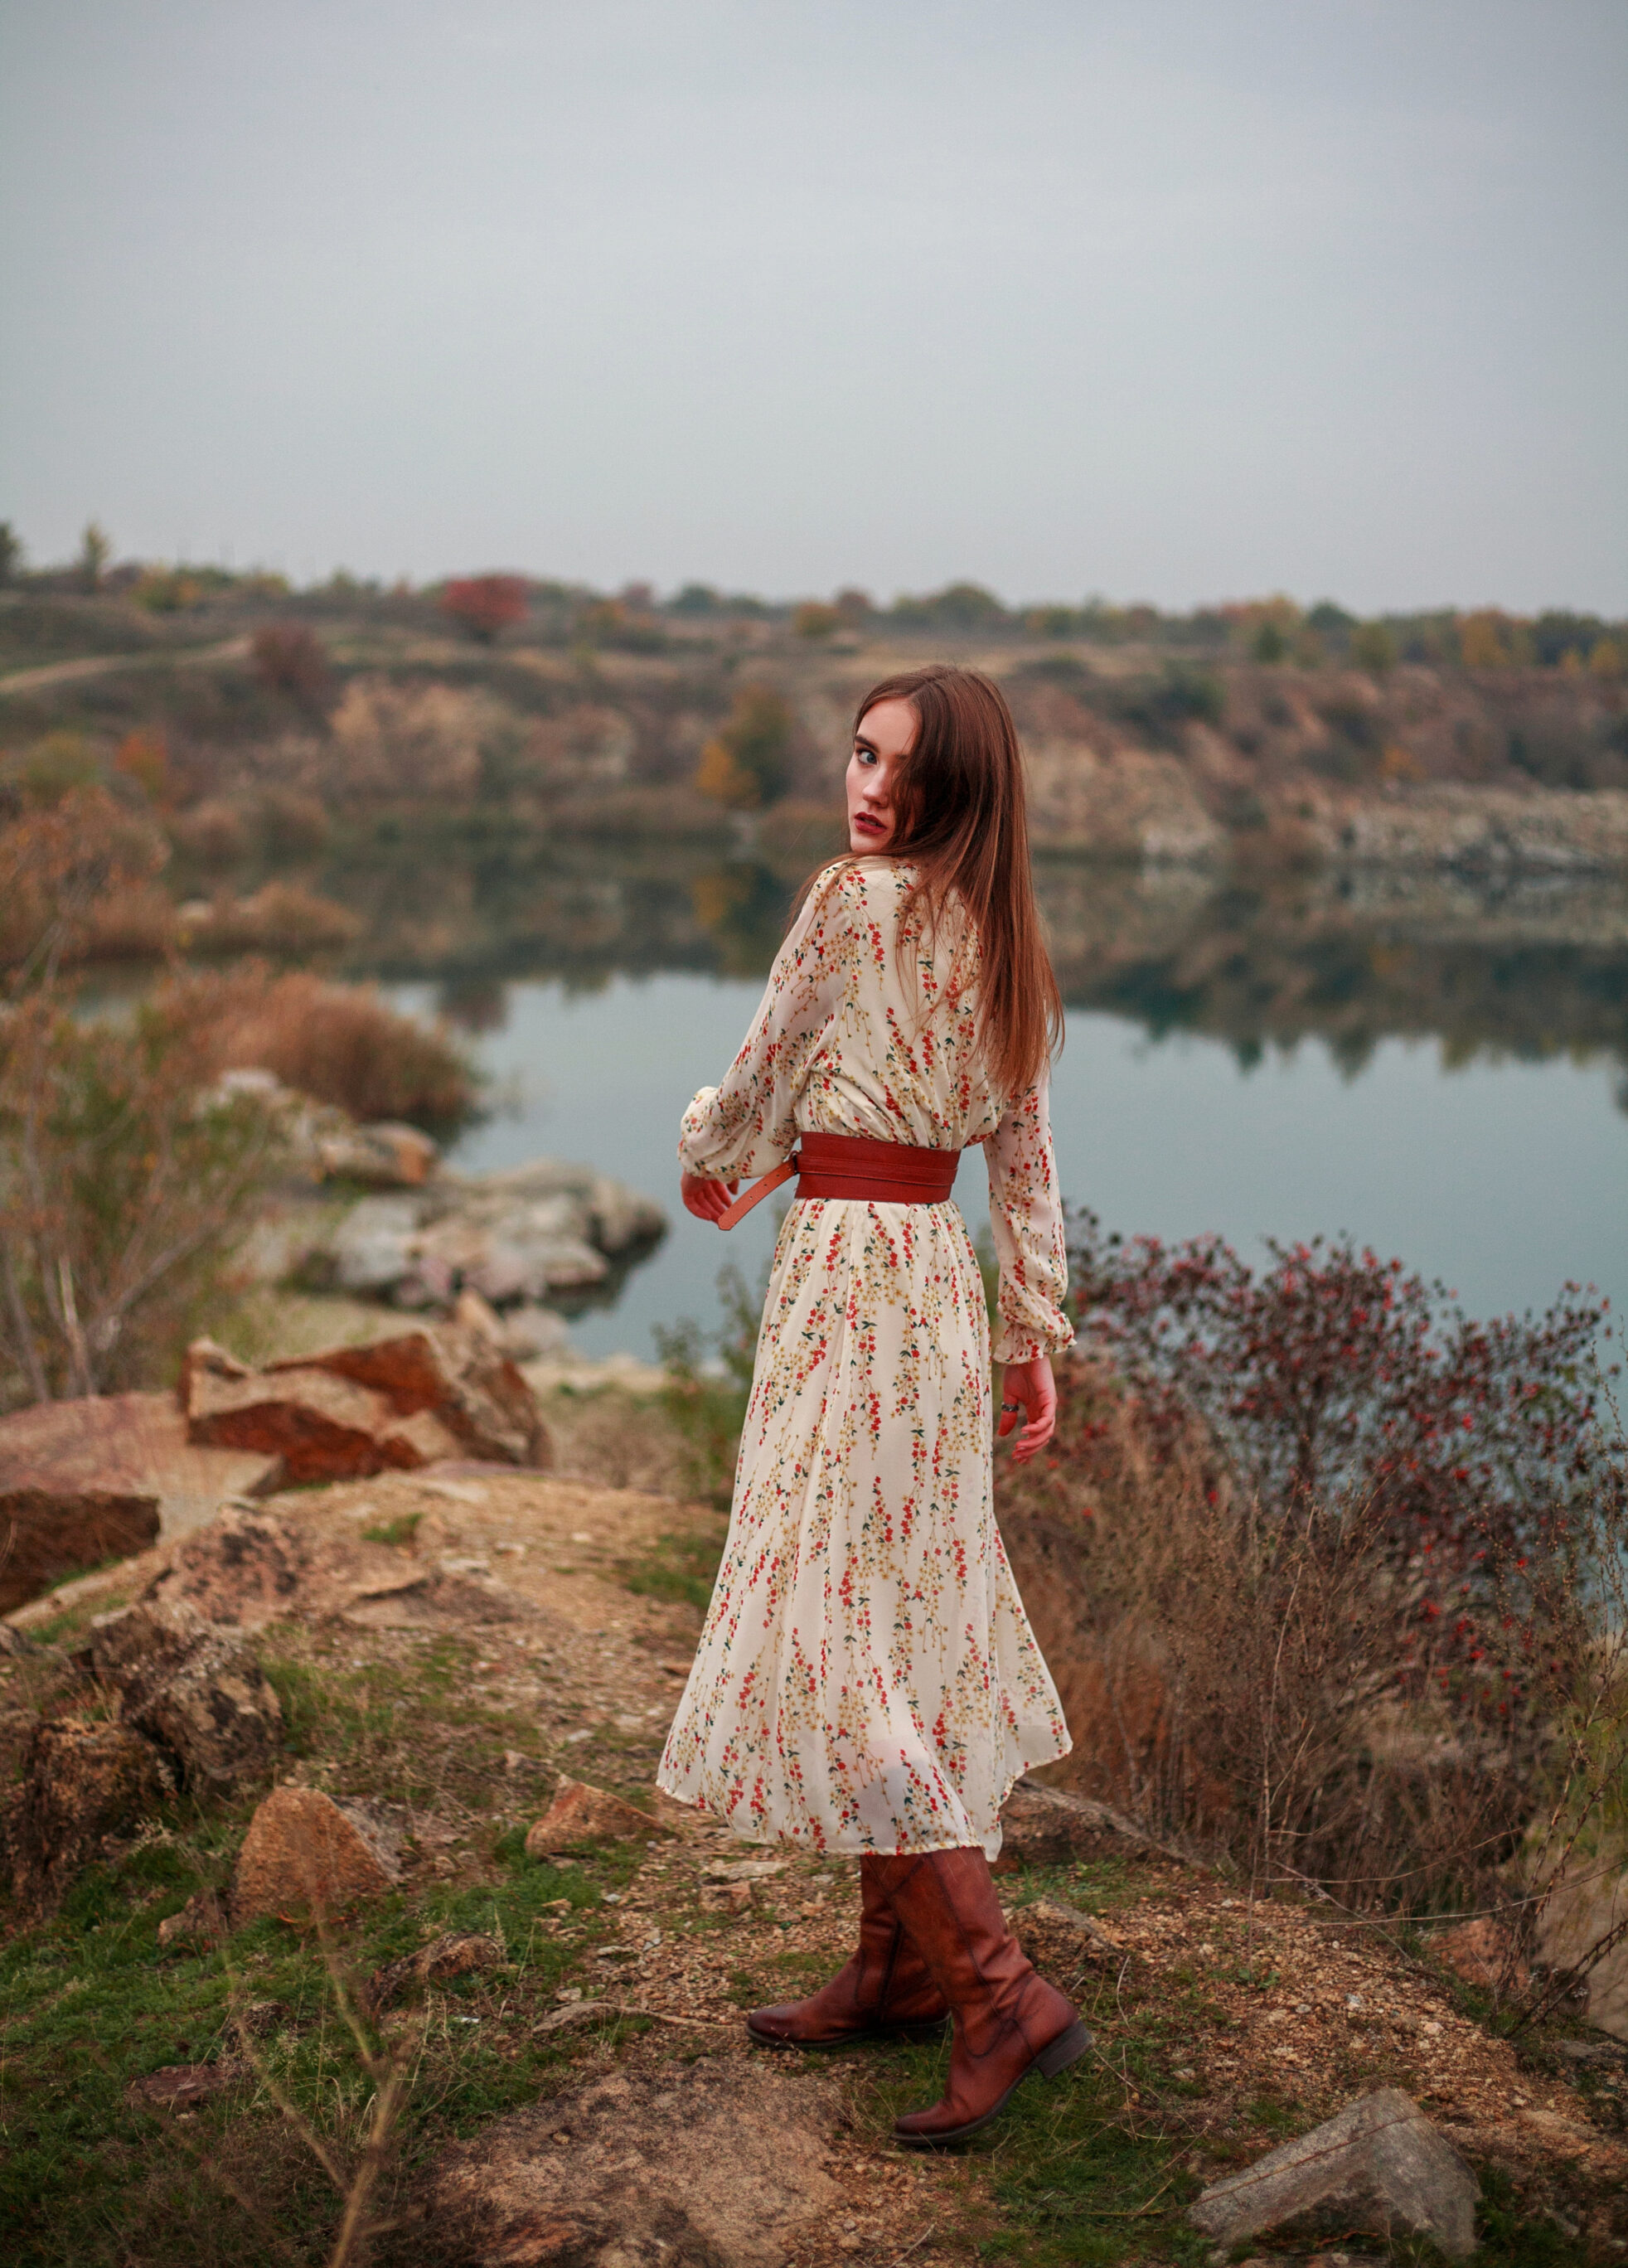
[170,794,254,867]
[186,882,361,959]
[328,678,503,802]
[0,977,278,1398]
[998,1223,1628,1936]
[188,966,475,1130]
[0,787,168,977]
[250,623,332,709]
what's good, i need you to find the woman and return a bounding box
[657,665,1088,2147]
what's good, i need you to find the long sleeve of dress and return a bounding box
[677,873,854,1183]
[985,1074,1074,1366]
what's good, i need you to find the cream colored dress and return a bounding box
[657,859,1073,1857]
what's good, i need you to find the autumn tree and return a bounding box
[695,683,794,809]
[440,574,529,642]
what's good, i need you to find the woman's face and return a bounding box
[846,698,918,853]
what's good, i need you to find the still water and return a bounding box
[386,970,1628,1364]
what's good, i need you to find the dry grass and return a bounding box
[183,882,361,959]
[1000,1360,1628,1946]
[187,966,475,1130]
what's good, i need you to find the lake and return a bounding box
[383,860,1628,1362]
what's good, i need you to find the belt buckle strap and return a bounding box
[715,1156,797,1231]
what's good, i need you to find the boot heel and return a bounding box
[1034,2018,1093,2079]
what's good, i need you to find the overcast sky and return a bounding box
[2,2,1624,613]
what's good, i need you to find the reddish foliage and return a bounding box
[1065,1212,1616,1700]
[439,574,529,642]
[250,623,331,706]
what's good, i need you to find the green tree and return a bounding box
[0,521,20,586]
[77,521,110,593]
[1352,620,1396,675]
[695,682,793,807]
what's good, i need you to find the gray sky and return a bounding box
[2,1,1624,613]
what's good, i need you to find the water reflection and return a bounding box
[329,837,1628,1102]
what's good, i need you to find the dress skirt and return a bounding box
[657,1192,1072,1857]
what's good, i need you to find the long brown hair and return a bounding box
[823,664,1063,1098]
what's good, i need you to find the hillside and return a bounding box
[4,1456,1624,2266]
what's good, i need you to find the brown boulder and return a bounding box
[279,1325,550,1467]
[144,1505,429,1630]
[85,1600,283,1791]
[364,1930,505,2014]
[0,1391,281,1596]
[0,1484,160,1616]
[5,1717,171,1915]
[184,1349,414,1483]
[181,1325,549,1481]
[231,1785,402,1922]
[524,1776,672,1858]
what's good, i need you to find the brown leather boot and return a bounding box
[874,1846,1093,2145]
[746,1855,949,2049]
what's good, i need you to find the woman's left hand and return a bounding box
[681,1171,739,1224]
[997,1356,1057,1465]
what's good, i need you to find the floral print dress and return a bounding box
[657,859,1074,1856]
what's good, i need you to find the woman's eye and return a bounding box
[855,748,875,767]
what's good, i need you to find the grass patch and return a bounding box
[360,1511,422,1548]
[0,1821,637,2266]
[0,1606,663,2268]
[615,1523,727,1616]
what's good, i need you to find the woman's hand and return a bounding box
[997,1356,1057,1465]
[681,1171,739,1225]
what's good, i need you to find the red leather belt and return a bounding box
[716,1129,962,1230]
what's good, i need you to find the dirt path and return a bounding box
[0,633,250,697]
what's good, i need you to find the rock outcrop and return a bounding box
[181,1323,550,1480]
[1190,2088,1479,2259]
[84,1599,283,1791]
[0,1390,283,1612]
[302,1156,666,1311]
[144,1504,429,1630]
[3,1717,172,1916]
[230,1785,403,1923]
[0,1482,161,1616]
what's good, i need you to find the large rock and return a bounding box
[3,1717,171,1915]
[85,1600,283,1791]
[231,1785,402,1923]
[0,1483,160,1616]
[1190,2088,1479,2260]
[429,2057,840,2268]
[1534,1839,1628,2042]
[0,1390,281,1578]
[182,1325,548,1480]
[143,1505,429,1631]
[525,1776,673,1857]
[303,1157,666,1311]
